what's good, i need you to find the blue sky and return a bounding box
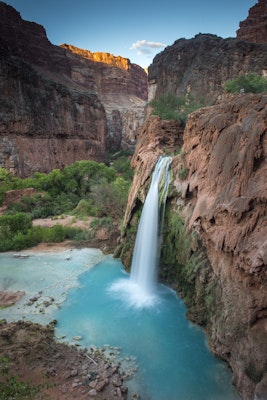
[3,0,256,68]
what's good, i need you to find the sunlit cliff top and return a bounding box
[61,44,131,70]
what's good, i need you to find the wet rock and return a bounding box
[112,374,123,387]
[88,388,97,396]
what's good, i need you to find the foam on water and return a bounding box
[109,278,160,309]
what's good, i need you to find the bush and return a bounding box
[12,230,41,251]
[178,166,189,180]
[111,156,134,180]
[90,217,113,230]
[149,93,204,122]
[90,177,130,219]
[225,73,267,94]
[0,213,32,239]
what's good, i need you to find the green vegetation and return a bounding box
[0,356,42,400]
[178,166,189,180]
[161,212,194,269]
[0,216,89,252]
[0,156,133,251]
[149,93,204,122]
[225,72,267,94]
[160,209,221,326]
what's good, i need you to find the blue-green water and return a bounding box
[0,250,240,399]
[55,256,240,400]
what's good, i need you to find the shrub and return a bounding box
[90,217,113,230]
[111,156,133,180]
[178,166,189,180]
[225,73,267,94]
[90,177,130,219]
[0,213,32,238]
[149,93,204,122]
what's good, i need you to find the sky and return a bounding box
[3,0,257,68]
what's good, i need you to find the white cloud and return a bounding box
[130,40,167,56]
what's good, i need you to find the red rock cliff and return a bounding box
[182,95,267,399]
[0,2,147,176]
[237,0,267,44]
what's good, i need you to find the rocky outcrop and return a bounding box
[122,116,184,228]
[148,34,267,104]
[119,94,267,400]
[237,0,267,44]
[0,2,147,176]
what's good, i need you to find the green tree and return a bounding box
[62,160,116,196]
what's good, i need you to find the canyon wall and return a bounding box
[60,44,147,151]
[237,0,267,44]
[148,34,267,104]
[0,2,147,177]
[118,94,267,400]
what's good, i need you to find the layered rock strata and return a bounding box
[119,94,267,400]
[0,2,147,176]
[237,0,267,44]
[148,34,267,105]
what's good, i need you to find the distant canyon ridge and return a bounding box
[0,0,267,176]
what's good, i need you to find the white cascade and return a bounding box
[130,156,172,296]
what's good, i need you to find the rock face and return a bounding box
[0,2,147,177]
[237,0,267,44]
[60,45,147,151]
[182,94,267,399]
[122,116,184,228]
[148,34,267,104]
[119,94,267,400]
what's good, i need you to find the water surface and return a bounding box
[55,256,241,400]
[0,250,240,399]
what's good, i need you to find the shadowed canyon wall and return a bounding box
[0,2,147,177]
[148,33,267,105]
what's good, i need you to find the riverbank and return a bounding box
[0,244,131,399]
[0,319,128,399]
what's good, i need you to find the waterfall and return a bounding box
[109,156,172,308]
[130,156,172,296]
